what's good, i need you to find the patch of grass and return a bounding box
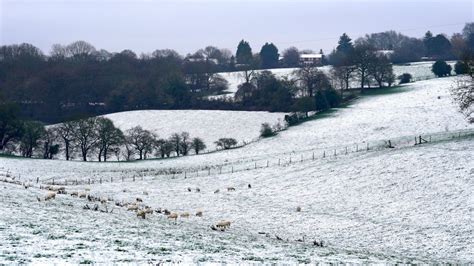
[79,259,93,264]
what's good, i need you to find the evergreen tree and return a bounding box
[259,42,279,69]
[236,40,253,65]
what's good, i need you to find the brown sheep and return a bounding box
[196,210,203,217]
[227,187,235,192]
[44,191,57,201]
[296,206,302,212]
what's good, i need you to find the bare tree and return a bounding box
[452,76,474,123]
[191,137,206,154]
[353,44,377,90]
[125,126,155,160]
[95,117,124,162]
[41,128,60,159]
[55,121,75,160]
[179,132,192,156]
[19,121,45,158]
[169,133,182,156]
[368,55,395,88]
[294,66,331,97]
[72,118,99,161]
[331,65,355,96]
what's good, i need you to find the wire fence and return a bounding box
[1,128,473,187]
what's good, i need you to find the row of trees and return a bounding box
[1,24,472,123]
[0,105,245,161]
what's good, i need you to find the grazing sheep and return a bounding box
[180,212,190,218]
[227,187,235,192]
[248,184,252,189]
[78,192,87,198]
[187,187,192,192]
[44,191,57,201]
[216,220,231,229]
[144,207,154,214]
[296,206,302,212]
[163,209,171,215]
[137,209,146,219]
[127,204,139,211]
[85,188,91,192]
[70,191,78,197]
[168,213,178,221]
[115,201,124,207]
[196,210,203,217]
[136,197,143,202]
[195,188,200,192]
[100,198,107,204]
[143,191,149,196]
[23,183,30,189]
[214,189,220,194]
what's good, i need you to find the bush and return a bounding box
[398,73,413,84]
[454,61,469,75]
[432,60,452,77]
[323,88,342,108]
[260,123,275,138]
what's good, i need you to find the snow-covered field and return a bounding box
[102,110,286,150]
[0,76,473,263]
[213,61,456,99]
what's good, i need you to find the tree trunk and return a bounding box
[65,140,70,161]
[103,148,107,162]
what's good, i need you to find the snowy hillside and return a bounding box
[0,76,472,263]
[102,110,286,150]
[212,61,457,99]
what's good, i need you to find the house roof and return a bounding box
[300,53,323,59]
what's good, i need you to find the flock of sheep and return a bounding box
[34,183,235,231]
[2,176,323,247]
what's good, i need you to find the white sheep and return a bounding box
[216,220,231,229]
[44,191,57,201]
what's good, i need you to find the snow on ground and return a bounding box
[0,76,472,263]
[212,61,456,99]
[102,110,286,150]
[1,137,472,263]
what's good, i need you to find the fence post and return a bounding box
[76,179,78,185]
[289,156,292,164]
[100,177,102,184]
[231,166,234,173]
[196,170,199,177]
[208,169,210,176]
[111,177,113,183]
[301,155,303,162]
[334,149,336,157]
[88,178,90,185]
[266,160,269,167]
[312,152,314,160]
[52,178,55,185]
[429,136,431,142]
[345,147,348,154]
[184,172,187,179]
[254,162,257,169]
[323,151,325,158]
[219,167,222,174]
[133,176,135,182]
[36,177,39,184]
[122,176,124,182]
[367,143,369,151]
[278,159,280,166]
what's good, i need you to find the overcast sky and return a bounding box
[1,0,472,56]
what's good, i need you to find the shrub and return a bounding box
[260,123,275,138]
[398,73,413,84]
[454,61,469,75]
[432,60,452,77]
